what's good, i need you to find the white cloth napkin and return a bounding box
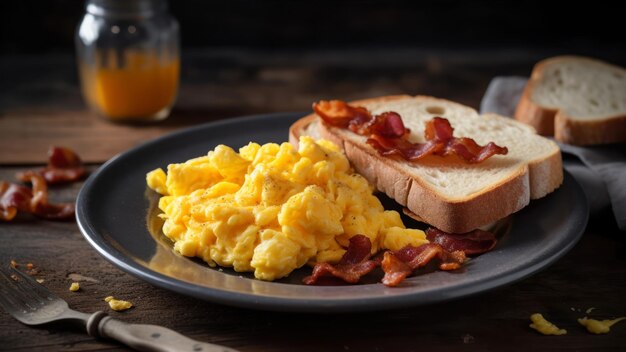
[480,76,626,230]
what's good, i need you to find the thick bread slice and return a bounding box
[290,95,563,233]
[515,56,626,145]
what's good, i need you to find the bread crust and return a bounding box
[515,55,626,145]
[555,111,626,145]
[290,95,563,233]
[514,83,556,136]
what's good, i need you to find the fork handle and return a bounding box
[86,311,239,352]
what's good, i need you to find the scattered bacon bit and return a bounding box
[426,228,498,256]
[303,235,379,285]
[1,146,82,222]
[16,146,87,185]
[314,100,508,163]
[0,172,74,221]
[8,260,38,275]
[381,244,466,287]
[0,182,33,221]
[19,172,75,220]
[24,262,39,276]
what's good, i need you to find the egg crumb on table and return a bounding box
[578,316,626,334]
[104,296,133,311]
[146,136,428,281]
[529,313,567,335]
[69,282,80,292]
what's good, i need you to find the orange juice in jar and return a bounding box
[76,0,180,122]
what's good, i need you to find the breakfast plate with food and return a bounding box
[76,95,588,312]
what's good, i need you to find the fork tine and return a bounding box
[0,265,53,313]
[9,266,57,301]
[0,266,31,312]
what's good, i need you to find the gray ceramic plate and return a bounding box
[76,112,588,313]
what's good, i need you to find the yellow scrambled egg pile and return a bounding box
[146,136,427,281]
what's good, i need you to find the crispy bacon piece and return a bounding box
[359,111,409,137]
[0,172,75,221]
[427,117,508,163]
[367,134,442,161]
[16,146,87,184]
[368,117,508,163]
[303,227,497,286]
[19,172,75,220]
[313,100,409,137]
[303,235,379,285]
[381,243,466,287]
[426,227,498,256]
[313,100,372,130]
[314,100,508,163]
[0,182,32,221]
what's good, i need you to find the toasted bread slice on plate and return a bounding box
[515,56,626,145]
[290,95,563,233]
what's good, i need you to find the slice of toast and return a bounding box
[514,56,626,145]
[290,95,563,233]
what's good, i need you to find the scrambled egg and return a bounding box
[104,296,133,311]
[529,313,567,335]
[146,137,427,281]
[578,316,626,334]
[69,282,80,292]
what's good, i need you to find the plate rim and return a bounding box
[76,112,589,313]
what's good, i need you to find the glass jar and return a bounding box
[76,0,180,122]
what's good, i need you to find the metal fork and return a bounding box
[0,265,239,352]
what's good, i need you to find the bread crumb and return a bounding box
[67,273,99,283]
[69,282,80,292]
[585,307,595,314]
[10,260,18,268]
[104,296,133,311]
[36,279,45,284]
[461,333,475,344]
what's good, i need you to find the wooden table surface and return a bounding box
[1,49,625,351]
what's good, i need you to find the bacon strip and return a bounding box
[0,172,75,221]
[313,100,371,130]
[16,146,87,184]
[367,134,442,161]
[303,227,496,286]
[303,235,379,285]
[368,117,508,163]
[426,227,498,256]
[0,182,32,221]
[314,100,508,163]
[381,244,466,287]
[313,100,409,137]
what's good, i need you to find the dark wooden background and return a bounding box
[1,0,625,55]
[1,1,626,351]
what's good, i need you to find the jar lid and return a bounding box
[86,0,168,18]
